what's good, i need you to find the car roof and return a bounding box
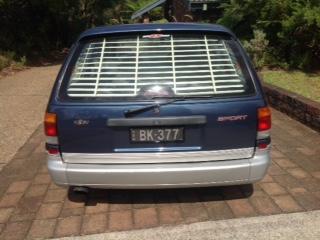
[78,23,236,41]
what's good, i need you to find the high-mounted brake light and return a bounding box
[258,107,271,131]
[45,113,57,136]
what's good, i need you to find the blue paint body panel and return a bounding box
[78,23,237,40]
[47,23,267,154]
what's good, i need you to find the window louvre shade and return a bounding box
[68,34,247,97]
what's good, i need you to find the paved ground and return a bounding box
[0,107,319,239]
[55,211,320,240]
[0,66,319,239]
[0,65,59,171]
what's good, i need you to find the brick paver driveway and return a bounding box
[0,109,319,239]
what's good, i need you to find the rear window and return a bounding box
[65,33,255,100]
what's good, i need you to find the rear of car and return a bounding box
[45,23,271,189]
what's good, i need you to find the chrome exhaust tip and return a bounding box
[72,186,89,194]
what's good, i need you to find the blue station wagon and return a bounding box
[45,23,271,189]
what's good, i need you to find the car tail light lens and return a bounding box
[44,113,59,154]
[45,113,57,136]
[258,107,271,131]
[257,107,271,149]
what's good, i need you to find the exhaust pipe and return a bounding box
[72,186,89,194]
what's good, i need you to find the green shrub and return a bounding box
[218,0,320,71]
[13,56,27,69]
[243,30,269,69]
[0,51,16,70]
[217,0,266,39]
[278,3,320,70]
[0,55,11,70]
[0,51,27,71]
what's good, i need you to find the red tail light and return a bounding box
[45,113,59,155]
[258,107,271,131]
[45,113,57,136]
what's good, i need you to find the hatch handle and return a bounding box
[107,116,207,127]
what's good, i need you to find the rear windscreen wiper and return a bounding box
[124,98,182,118]
[124,96,213,118]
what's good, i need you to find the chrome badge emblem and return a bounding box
[142,34,170,39]
[217,115,248,122]
[73,119,90,126]
[153,106,160,114]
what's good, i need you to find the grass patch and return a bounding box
[260,70,320,103]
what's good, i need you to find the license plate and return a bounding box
[130,128,184,143]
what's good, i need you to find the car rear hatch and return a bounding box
[51,32,264,164]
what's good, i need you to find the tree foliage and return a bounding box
[0,0,122,59]
[0,0,319,70]
[218,0,320,70]
[0,0,165,60]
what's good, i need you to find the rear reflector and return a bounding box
[258,143,268,149]
[46,143,59,155]
[48,148,59,155]
[45,113,57,137]
[257,137,271,149]
[258,107,271,131]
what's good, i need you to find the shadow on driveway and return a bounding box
[68,184,254,206]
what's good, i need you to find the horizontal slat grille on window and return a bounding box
[68,35,246,97]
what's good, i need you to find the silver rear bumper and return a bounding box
[48,149,270,189]
[62,147,255,164]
